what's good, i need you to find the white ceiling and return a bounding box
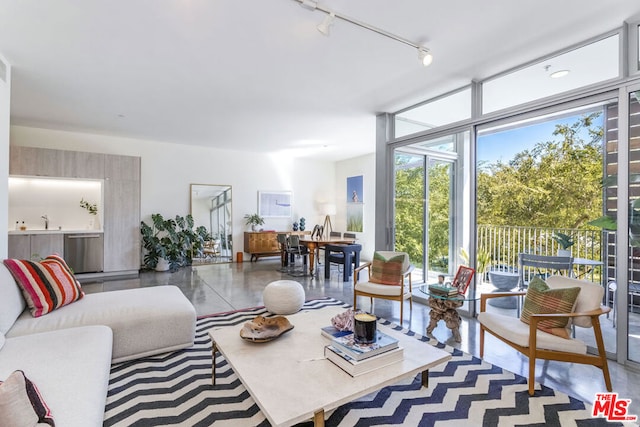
[1,1,640,161]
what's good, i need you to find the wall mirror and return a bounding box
[190,184,233,263]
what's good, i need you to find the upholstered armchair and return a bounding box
[353,251,414,324]
[478,275,612,396]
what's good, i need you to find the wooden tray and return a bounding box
[240,315,294,343]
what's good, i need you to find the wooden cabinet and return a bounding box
[9,146,141,275]
[244,232,282,261]
[103,155,141,272]
[243,231,309,262]
[8,233,64,260]
[10,146,104,178]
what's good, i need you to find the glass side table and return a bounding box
[419,286,479,343]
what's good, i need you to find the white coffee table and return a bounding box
[208,305,451,427]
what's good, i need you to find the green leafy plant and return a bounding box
[80,198,98,215]
[244,213,265,227]
[459,247,491,281]
[552,232,575,249]
[140,213,211,271]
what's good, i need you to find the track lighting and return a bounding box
[317,12,335,36]
[418,47,433,67]
[294,0,433,67]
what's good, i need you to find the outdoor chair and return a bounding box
[606,280,640,327]
[353,251,414,324]
[478,275,612,396]
[517,253,573,317]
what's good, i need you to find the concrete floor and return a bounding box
[83,258,640,416]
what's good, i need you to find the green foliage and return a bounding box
[477,113,603,229]
[552,232,574,249]
[244,213,265,226]
[140,213,211,271]
[80,198,98,215]
[394,156,451,270]
[394,154,425,268]
[460,247,491,277]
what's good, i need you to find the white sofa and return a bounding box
[0,263,197,426]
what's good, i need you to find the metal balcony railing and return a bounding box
[477,225,604,281]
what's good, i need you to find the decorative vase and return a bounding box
[557,249,571,257]
[251,224,257,232]
[299,217,306,231]
[293,222,298,231]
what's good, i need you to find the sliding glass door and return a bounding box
[393,136,457,283]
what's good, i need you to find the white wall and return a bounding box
[0,54,10,258]
[335,153,376,260]
[10,125,338,255]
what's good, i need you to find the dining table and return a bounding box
[298,235,356,276]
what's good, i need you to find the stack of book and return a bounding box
[323,330,403,377]
[428,284,459,297]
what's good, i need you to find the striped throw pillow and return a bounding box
[520,276,580,339]
[0,370,54,426]
[369,252,409,286]
[3,254,84,317]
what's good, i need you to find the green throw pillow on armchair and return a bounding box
[369,251,409,286]
[520,276,581,339]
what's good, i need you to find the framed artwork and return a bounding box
[346,175,363,232]
[258,191,292,218]
[452,266,475,295]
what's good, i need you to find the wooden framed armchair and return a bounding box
[353,251,413,324]
[478,275,612,396]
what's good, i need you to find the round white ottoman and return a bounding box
[263,280,305,315]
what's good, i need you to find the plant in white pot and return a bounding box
[552,232,574,257]
[244,213,265,231]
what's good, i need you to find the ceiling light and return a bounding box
[300,0,317,10]
[317,12,335,36]
[550,69,570,79]
[418,48,433,67]
[294,0,433,67]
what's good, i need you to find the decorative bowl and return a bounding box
[240,315,294,343]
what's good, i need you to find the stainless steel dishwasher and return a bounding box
[64,233,104,273]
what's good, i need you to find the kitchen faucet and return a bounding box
[41,214,49,230]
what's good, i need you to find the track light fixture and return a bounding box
[294,0,433,67]
[317,12,335,36]
[418,47,433,67]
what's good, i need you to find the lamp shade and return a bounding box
[322,203,337,215]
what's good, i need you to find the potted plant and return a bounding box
[141,213,211,271]
[244,213,265,231]
[552,232,574,256]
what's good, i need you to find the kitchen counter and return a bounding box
[9,230,104,235]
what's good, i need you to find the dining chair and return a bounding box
[285,234,309,276]
[353,251,414,324]
[325,243,362,282]
[318,231,343,266]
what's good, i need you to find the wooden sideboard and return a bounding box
[243,231,308,262]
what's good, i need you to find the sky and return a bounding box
[477,112,604,165]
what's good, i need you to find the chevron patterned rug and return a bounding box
[103,298,620,427]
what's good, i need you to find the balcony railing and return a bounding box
[477,225,604,278]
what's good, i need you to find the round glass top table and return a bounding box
[419,285,479,342]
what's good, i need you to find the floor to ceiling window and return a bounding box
[393,134,462,283]
[379,23,640,365]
